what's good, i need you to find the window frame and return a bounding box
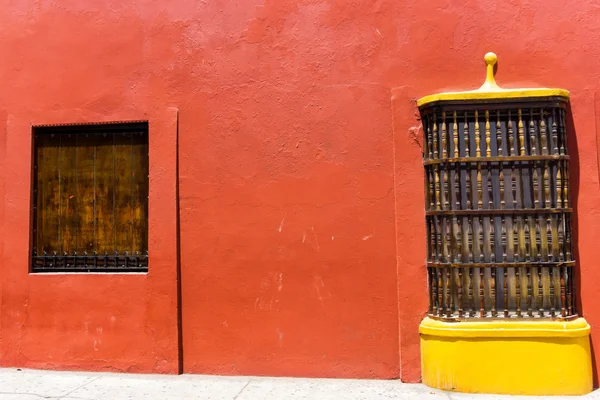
[30,121,150,273]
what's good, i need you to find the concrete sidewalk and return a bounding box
[0,368,597,400]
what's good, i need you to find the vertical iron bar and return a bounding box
[453,111,459,158]
[468,267,474,317]
[442,111,447,159]
[446,267,452,317]
[426,116,433,160]
[566,214,573,261]
[479,267,485,318]
[485,110,491,157]
[503,268,509,318]
[466,165,472,210]
[568,267,574,316]
[464,112,470,157]
[443,165,450,210]
[544,161,551,208]
[435,165,441,210]
[428,268,434,315]
[454,163,461,210]
[458,268,464,318]
[540,108,548,155]
[508,111,515,156]
[533,162,539,208]
[560,108,568,155]
[467,217,473,263]
[518,109,526,156]
[487,163,493,209]
[550,266,556,317]
[433,113,439,159]
[560,265,566,317]
[538,265,544,317]
[557,161,563,208]
[477,164,483,209]
[529,108,537,155]
[437,267,443,317]
[527,267,533,317]
[516,266,522,317]
[475,110,481,157]
[428,167,435,210]
[496,110,502,156]
[552,109,559,155]
[491,267,496,317]
[499,163,505,209]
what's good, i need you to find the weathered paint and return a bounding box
[0,0,599,385]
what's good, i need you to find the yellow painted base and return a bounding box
[420,317,593,395]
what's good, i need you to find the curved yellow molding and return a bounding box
[417,52,570,107]
[420,316,593,395]
[419,316,590,338]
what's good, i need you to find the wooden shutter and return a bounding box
[32,122,149,272]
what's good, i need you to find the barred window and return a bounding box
[32,122,149,272]
[420,104,575,320]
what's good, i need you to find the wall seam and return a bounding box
[390,91,402,380]
[175,109,183,374]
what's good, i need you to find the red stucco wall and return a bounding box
[1,0,600,384]
[0,110,179,373]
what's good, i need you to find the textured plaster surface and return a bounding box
[0,0,600,384]
[0,109,180,374]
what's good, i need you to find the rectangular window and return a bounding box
[32,122,149,272]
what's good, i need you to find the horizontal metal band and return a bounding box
[425,314,581,323]
[427,261,575,268]
[31,253,148,273]
[426,208,572,216]
[418,100,568,114]
[424,155,569,165]
[32,267,148,273]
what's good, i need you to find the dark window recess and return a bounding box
[32,122,149,272]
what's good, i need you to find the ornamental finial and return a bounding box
[416,51,570,107]
[480,52,500,90]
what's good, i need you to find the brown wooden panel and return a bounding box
[33,123,149,271]
[76,134,97,253]
[94,133,116,253]
[131,132,149,254]
[114,133,133,253]
[35,134,60,253]
[58,134,78,254]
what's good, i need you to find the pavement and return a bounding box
[0,368,598,400]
